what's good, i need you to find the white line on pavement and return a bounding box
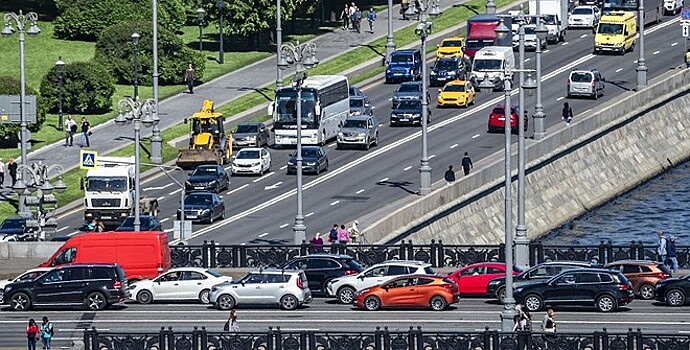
[258,232,269,238]
[330,200,340,206]
[403,166,412,171]
[56,227,69,233]
[672,42,678,46]
[471,134,480,139]
[653,50,660,55]
[169,188,182,196]
[226,184,249,195]
[543,49,550,52]
[253,172,274,183]
[379,177,389,182]
[561,42,568,46]
[279,223,289,228]
[160,218,170,223]
[524,58,531,62]
[164,228,174,233]
[156,196,165,201]
[68,231,80,236]
[582,109,592,115]
[556,96,564,101]
[356,189,365,194]
[143,183,173,192]
[280,165,287,170]
[579,34,587,38]
[305,212,314,217]
[616,68,623,72]
[450,143,458,149]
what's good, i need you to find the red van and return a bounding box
[39,231,171,281]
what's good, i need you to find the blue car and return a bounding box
[385,49,422,83]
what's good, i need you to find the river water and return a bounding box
[539,160,690,246]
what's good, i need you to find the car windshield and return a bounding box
[572,7,593,14]
[571,72,593,82]
[391,54,414,63]
[442,40,463,47]
[345,259,363,271]
[473,59,502,71]
[350,99,364,108]
[343,119,367,128]
[598,23,624,35]
[235,124,258,133]
[236,150,260,159]
[191,167,217,176]
[205,270,223,278]
[434,60,459,70]
[86,177,127,192]
[524,26,536,35]
[292,148,320,158]
[398,84,420,92]
[396,100,422,109]
[185,194,213,205]
[443,84,466,92]
[0,219,23,229]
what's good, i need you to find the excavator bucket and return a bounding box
[176,149,223,169]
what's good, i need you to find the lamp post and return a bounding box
[276,0,283,88]
[55,57,65,131]
[277,42,319,244]
[13,162,67,240]
[131,32,140,100]
[385,0,396,61]
[487,0,496,14]
[150,0,162,164]
[115,98,158,231]
[2,10,41,182]
[532,17,548,140]
[636,0,647,90]
[216,0,225,64]
[197,8,205,51]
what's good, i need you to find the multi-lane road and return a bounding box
[1,298,689,348]
[53,16,685,245]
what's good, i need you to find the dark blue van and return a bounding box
[385,49,422,83]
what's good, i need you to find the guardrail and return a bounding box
[83,326,684,350]
[170,240,685,268]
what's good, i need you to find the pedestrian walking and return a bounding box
[349,220,361,243]
[444,164,456,185]
[64,115,77,146]
[367,7,377,33]
[328,224,339,244]
[0,157,5,188]
[26,319,39,350]
[400,0,410,19]
[562,102,573,126]
[461,152,473,176]
[657,230,668,265]
[184,64,196,94]
[40,316,53,350]
[337,224,350,245]
[349,3,356,30]
[341,4,350,30]
[80,117,91,148]
[542,309,556,332]
[223,309,239,332]
[7,158,18,187]
[685,49,690,68]
[354,6,363,33]
[513,304,532,331]
[668,236,678,274]
[310,232,324,253]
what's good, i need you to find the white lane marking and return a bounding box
[429,154,436,159]
[615,68,623,72]
[327,143,336,148]
[160,218,170,223]
[240,242,246,246]
[450,143,458,149]
[634,60,638,63]
[378,124,384,127]
[169,188,182,196]
[581,109,592,115]
[579,34,588,38]
[279,223,289,228]
[652,50,660,55]
[671,42,678,46]
[379,177,389,182]
[253,172,274,183]
[525,58,531,62]
[56,227,69,233]
[280,165,288,170]
[305,212,315,217]
[356,189,365,194]
[403,166,412,171]
[68,231,80,236]
[556,96,565,101]
[156,196,165,201]
[226,184,249,195]
[164,228,174,233]
[258,232,269,238]
[264,181,282,190]
[472,134,480,139]
[330,200,340,206]
[183,20,680,242]
[543,49,550,52]
[143,183,173,192]
[561,42,569,46]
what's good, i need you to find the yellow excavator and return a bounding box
[176,100,232,169]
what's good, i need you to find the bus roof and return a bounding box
[302,75,348,89]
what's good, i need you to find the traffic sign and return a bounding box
[0,95,37,124]
[683,24,690,38]
[682,8,690,21]
[80,150,98,170]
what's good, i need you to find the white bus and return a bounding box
[271,75,350,146]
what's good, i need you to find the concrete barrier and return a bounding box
[0,242,62,260]
[362,67,690,244]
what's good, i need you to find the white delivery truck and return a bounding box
[470,46,515,91]
[529,0,569,44]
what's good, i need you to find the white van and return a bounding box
[470,46,515,91]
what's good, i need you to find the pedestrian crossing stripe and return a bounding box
[80,150,98,170]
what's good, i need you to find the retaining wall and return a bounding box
[363,68,690,244]
[0,242,62,260]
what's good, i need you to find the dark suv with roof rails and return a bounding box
[279,254,365,295]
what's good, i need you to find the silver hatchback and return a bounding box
[567,69,605,99]
[209,269,312,310]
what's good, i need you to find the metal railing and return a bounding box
[169,240,686,269]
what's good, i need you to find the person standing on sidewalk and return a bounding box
[349,3,356,31]
[64,115,77,147]
[341,4,350,30]
[0,158,5,188]
[562,102,573,126]
[461,152,473,176]
[184,64,196,94]
[80,117,91,148]
[26,319,39,350]
[367,7,377,33]
[685,49,690,68]
[444,164,456,185]
[353,6,363,33]
[7,158,18,187]
[667,236,678,274]
[40,316,53,350]
[657,230,668,266]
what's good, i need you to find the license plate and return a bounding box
[194,186,204,189]
[394,73,402,76]
[101,216,112,220]
[399,118,409,122]
[186,215,197,219]
[438,77,447,80]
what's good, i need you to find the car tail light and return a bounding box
[296,276,304,289]
[618,283,631,291]
[113,281,122,289]
[656,272,670,279]
[344,269,357,276]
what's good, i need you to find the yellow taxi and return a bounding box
[436,36,465,58]
[437,80,475,108]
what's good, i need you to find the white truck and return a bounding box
[529,0,569,44]
[82,156,159,228]
[470,46,516,91]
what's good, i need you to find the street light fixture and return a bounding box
[131,32,140,100]
[216,0,225,64]
[533,16,548,140]
[278,42,319,244]
[55,56,65,131]
[197,8,205,51]
[115,98,158,231]
[636,0,647,90]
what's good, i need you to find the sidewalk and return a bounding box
[20,0,467,173]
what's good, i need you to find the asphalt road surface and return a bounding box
[1,297,690,348]
[53,17,685,245]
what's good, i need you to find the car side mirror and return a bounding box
[438,89,442,93]
[359,275,365,280]
[80,177,85,190]
[383,286,389,291]
[241,282,245,286]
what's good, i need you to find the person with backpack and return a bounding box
[562,102,573,126]
[444,165,456,185]
[41,317,53,350]
[26,319,39,350]
[328,224,339,244]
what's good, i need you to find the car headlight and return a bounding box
[185,181,191,186]
[129,284,137,290]
[253,162,261,167]
[202,209,211,215]
[448,71,456,76]
[209,180,217,185]
[248,136,256,140]
[357,133,367,137]
[431,71,437,75]
[4,286,11,293]
[386,69,390,73]
[391,113,397,118]
[338,132,344,137]
[413,113,421,117]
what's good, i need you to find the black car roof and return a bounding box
[293,253,354,259]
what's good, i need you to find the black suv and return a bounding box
[430,56,468,86]
[185,164,230,193]
[514,268,634,312]
[1,264,130,311]
[279,254,364,295]
[487,261,600,301]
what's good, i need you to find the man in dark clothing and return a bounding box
[461,152,473,175]
[562,102,573,126]
[668,236,678,273]
[7,158,17,187]
[444,165,456,185]
[329,224,338,243]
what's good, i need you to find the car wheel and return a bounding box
[9,292,31,311]
[85,292,107,310]
[337,287,356,304]
[364,295,381,311]
[217,294,236,310]
[524,294,543,312]
[639,284,655,300]
[596,294,617,312]
[280,294,299,310]
[136,290,154,304]
[199,289,211,304]
[496,287,506,302]
[364,138,370,150]
[666,289,686,306]
[324,160,329,172]
[429,295,448,311]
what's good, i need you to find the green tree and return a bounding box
[205,0,302,39]
[94,20,205,86]
[0,76,47,142]
[39,61,116,115]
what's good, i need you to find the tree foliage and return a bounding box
[94,20,205,86]
[39,61,116,115]
[0,76,47,141]
[204,0,302,38]
[53,0,186,41]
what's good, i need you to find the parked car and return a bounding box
[209,269,312,310]
[286,146,329,175]
[446,262,522,296]
[567,68,605,99]
[390,100,431,127]
[337,115,380,150]
[231,122,270,148]
[185,164,230,193]
[430,56,467,87]
[326,260,434,304]
[513,268,634,312]
[349,95,373,116]
[437,80,476,108]
[487,261,600,301]
[1,264,130,311]
[115,215,162,232]
[605,260,671,299]
[129,267,231,304]
[353,275,460,311]
[385,49,422,83]
[280,254,365,295]
[487,104,526,133]
[177,192,225,224]
[392,82,428,107]
[0,268,52,290]
[230,147,272,176]
[655,274,690,306]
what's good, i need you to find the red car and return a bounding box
[447,262,522,296]
[353,275,460,311]
[487,104,527,133]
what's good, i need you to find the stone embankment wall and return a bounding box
[363,68,690,244]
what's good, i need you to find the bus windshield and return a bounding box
[273,89,318,127]
[603,0,638,9]
[597,23,624,35]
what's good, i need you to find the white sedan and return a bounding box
[0,267,52,290]
[129,268,232,304]
[230,147,272,175]
[568,6,600,28]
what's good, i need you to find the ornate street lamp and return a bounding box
[55,57,65,131]
[131,32,140,100]
[197,8,206,51]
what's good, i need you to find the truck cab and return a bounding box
[529,0,569,44]
[470,46,515,91]
[465,15,513,60]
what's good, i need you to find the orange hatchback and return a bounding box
[353,275,459,311]
[605,260,671,299]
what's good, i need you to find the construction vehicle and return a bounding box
[176,100,232,169]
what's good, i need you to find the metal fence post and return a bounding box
[200,326,208,350]
[415,326,424,350]
[202,241,209,268]
[240,244,248,267]
[158,327,167,350]
[375,326,383,350]
[268,327,276,350]
[165,327,175,350]
[275,326,282,350]
[598,241,607,264]
[517,330,528,350]
[300,330,308,350]
[485,327,497,350]
[407,326,415,350]
[383,326,391,350]
[83,327,97,350]
[437,240,445,267]
[528,242,537,266]
[406,240,414,262]
[430,240,438,267]
[499,243,506,263]
[636,242,646,260]
[300,241,309,255]
[600,328,609,350]
[192,326,200,350]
